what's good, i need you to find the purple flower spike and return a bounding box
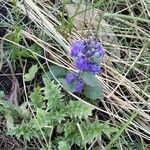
[65,39,105,94]
[71,41,86,57]
[75,57,90,71]
[74,80,84,93]
[66,72,77,83]
[95,42,105,57]
[88,64,102,74]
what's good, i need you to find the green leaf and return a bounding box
[58,141,71,150]
[84,84,103,100]
[66,101,93,119]
[64,121,81,146]
[35,108,48,126]
[10,49,33,60]
[80,72,98,87]
[101,121,118,138]
[92,55,103,64]
[5,114,14,130]
[43,78,64,111]
[39,31,49,42]
[19,102,30,117]
[24,64,38,81]
[81,120,118,143]
[0,99,19,115]
[0,91,4,100]
[7,123,33,141]
[0,99,29,118]
[31,43,43,54]
[30,86,43,108]
[64,120,118,146]
[43,65,67,80]
[49,110,67,124]
[58,78,75,93]
[12,0,17,6]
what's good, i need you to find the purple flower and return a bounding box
[65,39,105,94]
[95,42,105,57]
[74,80,84,93]
[75,57,102,74]
[66,72,77,83]
[75,57,90,71]
[87,63,102,74]
[71,41,86,57]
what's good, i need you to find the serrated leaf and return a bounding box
[19,102,30,117]
[49,110,67,124]
[58,141,70,150]
[7,123,33,141]
[0,99,18,113]
[58,78,75,93]
[0,91,4,100]
[81,120,118,144]
[24,64,38,81]
[35,108,48,126]
[10,49,33,60]
[67,101,93,119]
[101,122,118,138]
[84,84,103,100]
[64,121,81,146]
[30,86,43,108]
[43,65,67,80]
[43,78,64,111]
[64,120,118,146]
[5,114,14,130]
[80,72,98,87]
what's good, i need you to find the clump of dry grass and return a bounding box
[0,0,150,149]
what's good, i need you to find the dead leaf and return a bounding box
[8,78,20,106]
[7,63,21,106]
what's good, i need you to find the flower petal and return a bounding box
[74,80,84,93]
[66,72,77,83]
[75,57,90,71]
[71,41,86,57]
[95,42,105,57]
[87,63,102,74]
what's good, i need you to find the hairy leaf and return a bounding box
[58,141,70,150]
[81,120,118,143]
[58,78,76,93]
[80,72,98,87]
[0,91,4,100]
[43,78,64,111]
[5,114,14,130]
[64,120,118,146]
[24,64,38,81]
[8,123,33,141]
[35,108,48,127]
[64,121,81,145]
[43,65,67,80]
[84,84,103,100]
[66,101,93,119]
[30,86,43,108]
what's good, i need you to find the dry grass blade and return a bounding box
[17,0,70,53]
[65,3,120,57]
